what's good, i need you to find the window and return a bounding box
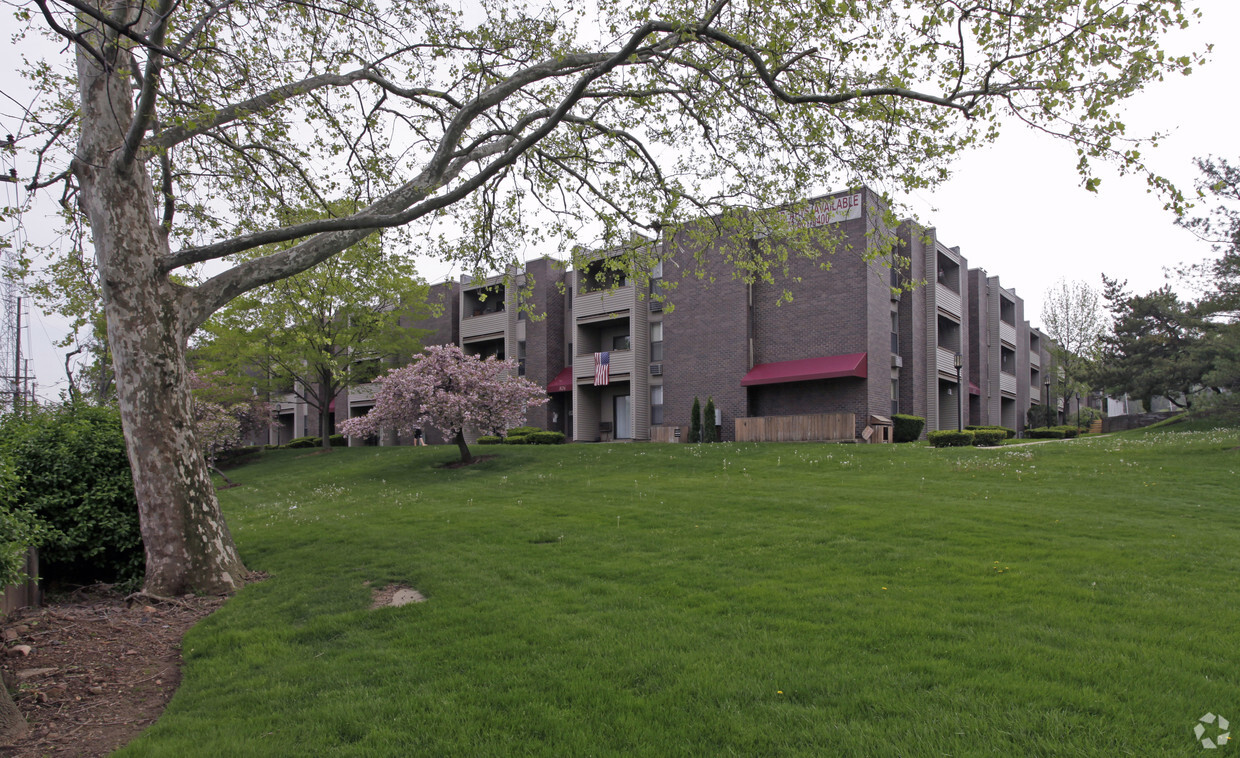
[651,386,664,425]
[891,377,899,416]
[890,311,899,355]
[650,322,663,361]
[612,334,631,351]
[517,341,527,376]
[652,261,663,280]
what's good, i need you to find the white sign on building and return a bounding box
[781,192,863,230]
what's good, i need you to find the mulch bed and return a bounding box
[1,588,225,757]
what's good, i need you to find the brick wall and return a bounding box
[522,258,567,430]
[659,225,751,441]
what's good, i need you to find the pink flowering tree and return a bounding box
[189,372,275,483]
[341,344,548,464]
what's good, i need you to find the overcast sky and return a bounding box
[4,0,1238,402]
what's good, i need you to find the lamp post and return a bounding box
[1075,392,1081,430]
[1043,378,1051,428]
[954,352,963,432]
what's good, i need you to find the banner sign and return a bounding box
[780,192,863,230]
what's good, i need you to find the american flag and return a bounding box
[594,351,610,386]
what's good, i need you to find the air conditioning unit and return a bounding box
[891,355,903,368]
[650,363,663,376]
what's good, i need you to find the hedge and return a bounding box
[476,436,503,445]
[892,414,926,443]
[965,425,1015,439]
[928,430,974,447]
[0,404,144,588]
[506,426,542,437]
[283,434,348,449]
[526,431,566,445]
[970,430,1008,447]
[1027,428,1065,439]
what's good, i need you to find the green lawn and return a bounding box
[118,426,1240,756]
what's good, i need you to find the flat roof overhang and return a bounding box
[740,352,867,387]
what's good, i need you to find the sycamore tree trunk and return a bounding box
[1,685,28,746]
[73,40,246,597]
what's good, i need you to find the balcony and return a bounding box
[1029,350,1041,368]
[573,349,635,382]
[574,284,636,320]
[999,320,1017,347]
[936,347,960,377]
[935,282,961,316]
[999,371,1016,396]
[461,309,507,340]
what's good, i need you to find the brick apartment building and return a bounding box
[274,186,1056,445]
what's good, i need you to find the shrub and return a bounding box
[1068,406,1106,427]
[527,431,566,445]
[892,414,925,443]
[970,430,1007,447]
[966,425,1016,439]
[215,444,263,466]
[0,404,143,588]
[283,434,348,448]
[1059,426,1080,438]
[503,434,534,445]
[0,459,48,588]
[1027,428,1066,439]
[928,430,974,447]
[506,426,542,437]
[689,397,702,443]
[476,435,503,445]
[703,397,717,443]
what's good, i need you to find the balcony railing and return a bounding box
[999,320,1017,347]
[574,284,635,319]
[574,349,635,381]
[999,371,1016,395]
[461,309,507,339]
[1029,350,1041,367]
[936,347,959,376]
[935,282,961,315]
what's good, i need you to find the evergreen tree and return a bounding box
[703,397,718,442]
[689,397,702,443]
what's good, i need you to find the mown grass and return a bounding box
[118,426,1240,756]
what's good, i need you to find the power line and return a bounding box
[2,132,36,412]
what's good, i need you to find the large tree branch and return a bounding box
[146,69,461,151]
[118,0,177,168]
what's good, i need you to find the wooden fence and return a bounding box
[1,548,40,617]
[649,426,682,443]
[735,413,856,443]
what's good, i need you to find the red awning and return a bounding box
[328,398,336,413]
[547,367,573,393]
[969,381,981,396]
[740,353,867,387]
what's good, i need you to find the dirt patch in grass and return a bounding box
[440,455,498,469]
[1,587,230,757]
[368,584,427,609]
